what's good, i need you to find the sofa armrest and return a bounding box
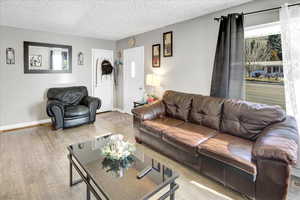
[81,96,101,122]
[46,100,64,117]
[131,100,165,121]
[252,116,299,165]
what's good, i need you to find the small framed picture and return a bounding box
[78,52,84,65]
[152,44,160,68]
[6,48,15,64]
[29,55,42,67]
[163,31,173,57]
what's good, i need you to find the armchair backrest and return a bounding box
[47,86,88,106]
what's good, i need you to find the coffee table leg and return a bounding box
[170,181,176,200]
[69,154,73,187]
[87,175,91,200]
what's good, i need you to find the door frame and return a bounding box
[123,46,145,114]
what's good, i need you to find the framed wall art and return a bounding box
[24,41,72,73]
[152,44,160,68]
[6,48,15,64]
[78,52,84,65]
[163,31,173,57]
[30,55,42,67]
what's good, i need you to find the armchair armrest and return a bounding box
[46,100,64,117]
[46,100,64,130]
[131,100,165,121]
[82,96,101,110]
[252,116,299,165]
[81,96,101,122]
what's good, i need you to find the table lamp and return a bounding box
[146,74,160,102]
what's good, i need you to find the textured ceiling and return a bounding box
[0,0,251,40]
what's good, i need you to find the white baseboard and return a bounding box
[96,109,123,114]
[113,108,125,113]
[0,119,51,131]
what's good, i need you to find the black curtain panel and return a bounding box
[210,13,245,99]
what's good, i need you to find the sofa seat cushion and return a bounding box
[162,123,218,154]
[140,117,184,138]
[65,105,89,118]
[198,134,257,176]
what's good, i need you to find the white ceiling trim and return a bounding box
[0,0,252,40]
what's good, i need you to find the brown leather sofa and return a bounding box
[132,90,299,200]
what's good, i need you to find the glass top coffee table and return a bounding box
[67,133,179,200]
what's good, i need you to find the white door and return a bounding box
[92,49,114,113]
[123,46,145,114]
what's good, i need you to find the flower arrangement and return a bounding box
[101,134,136,161]
[147,94,158,103]
[101,134,136,177]
[102,156,135,177]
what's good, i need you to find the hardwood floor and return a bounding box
[0,111,299,200]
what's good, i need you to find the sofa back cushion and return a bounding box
[47,86,88,106]
[163,90,193,121]
[221,99,286,141]
[190,95,225,130]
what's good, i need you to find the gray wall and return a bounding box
[0,26,115,126]
[0,0,298,126]
[116,0,298,110]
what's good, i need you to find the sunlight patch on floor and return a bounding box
[190,181,234,200]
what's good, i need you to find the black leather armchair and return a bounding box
[46,86,101,130]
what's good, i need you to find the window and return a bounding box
[52,50,63,70]
[245,22,285,109]
[131,61,136,78]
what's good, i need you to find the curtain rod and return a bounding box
[214,2,300,21]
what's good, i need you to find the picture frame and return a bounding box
[6,48,15,64]
[30,55,42,67]
[24,41,72,74]
[152,44,160,68]
[163,31,173,57]
[78,52,84,65]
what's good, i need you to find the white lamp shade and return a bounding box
[146,74,153,86]
[146,74,160,87]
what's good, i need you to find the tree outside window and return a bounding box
[245,31,285,109]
